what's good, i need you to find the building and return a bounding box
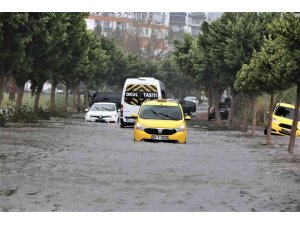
[86,12,222,56]
[87,13,171,57]
[167,12,207,38]
[87,12,216,38]
[206,12,223,22]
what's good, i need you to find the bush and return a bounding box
[0,106,14,127]
[49,106,73,118]
[10,104,38,123]
[0,111,6,127]
[35,107,50,120]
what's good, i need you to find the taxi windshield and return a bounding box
[275,106,300,121]
[140,105,182,120]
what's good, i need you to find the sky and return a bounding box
[0,0,299,12]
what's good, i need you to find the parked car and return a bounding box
[55,89,64,94]
[208,102,230,121]
[264,102,300,136]
[89,92,122,108]
[85,102,119,123]
[43,88,64,94]
[178,99,196,115]
[132,99,191,143]
[184,96,199,106]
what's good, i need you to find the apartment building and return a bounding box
[87,12,216,38]
[87,12,171,57]
[86,12,222,56]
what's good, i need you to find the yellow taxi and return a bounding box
[132,99,191,143]
[265,103,300,136]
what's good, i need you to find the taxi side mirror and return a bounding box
[185,115,191,120]
[131,113,138,118]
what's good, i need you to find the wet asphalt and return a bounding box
[0,109,300,211]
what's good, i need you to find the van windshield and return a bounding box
[140,105,182,120]
[124,84,158,106]
[275,106,300,121]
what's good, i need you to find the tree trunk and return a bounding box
[72,84,78,112]
[84,85,89,109]
[263,93,268,126]
[15,81,25,112]
[226,92,239,127]
[207,88,213,115]
[64,84,69,108]
[251,95,257,138]
[50,82,57,112]
[267,94,274,145]
[288,84,300,153]
[34,91,41,111]
[8,76,17,102]
[76,86,80,112]
[241,94,250,133]
[214,90,223,125]
[0,76,4,106]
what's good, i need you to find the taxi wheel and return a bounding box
[264,126,267,135]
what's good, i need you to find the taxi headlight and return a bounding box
[175,125,186,132]
[136,123,145,131]
[272,118,279,124]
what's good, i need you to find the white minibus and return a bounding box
[120,77,166,127]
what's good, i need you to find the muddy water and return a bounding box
[0,116,299,211]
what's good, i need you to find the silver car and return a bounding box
[184,96,199,106]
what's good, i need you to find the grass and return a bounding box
[1,93,84,109]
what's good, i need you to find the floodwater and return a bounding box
[0,114,299,212]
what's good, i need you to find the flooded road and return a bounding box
[0,115,300,211]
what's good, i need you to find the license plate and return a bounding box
[127,118,136,123]
[151,135,169,140]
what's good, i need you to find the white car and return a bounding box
[85,102,119,123]
[184,96,199,106]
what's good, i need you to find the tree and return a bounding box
[87,34,109,93]
[99,36,128,90]
[155,57,193,98]
[267,13,300,152]
[235,37,292,146]
[0,13,31,107]
[59,13,89,111]
[26,13,70,111]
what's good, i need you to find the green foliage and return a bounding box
[10,105,38,123]
[49,106,73,118]
[98,36,128,88]
[268,13,300,85]
[276,86,297,104]
[29,13,71,94]
[236,13,299,94]
[0,110,7,127]
[1,104,50,124]
[35,107,51,120]
[154,57,193,98]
